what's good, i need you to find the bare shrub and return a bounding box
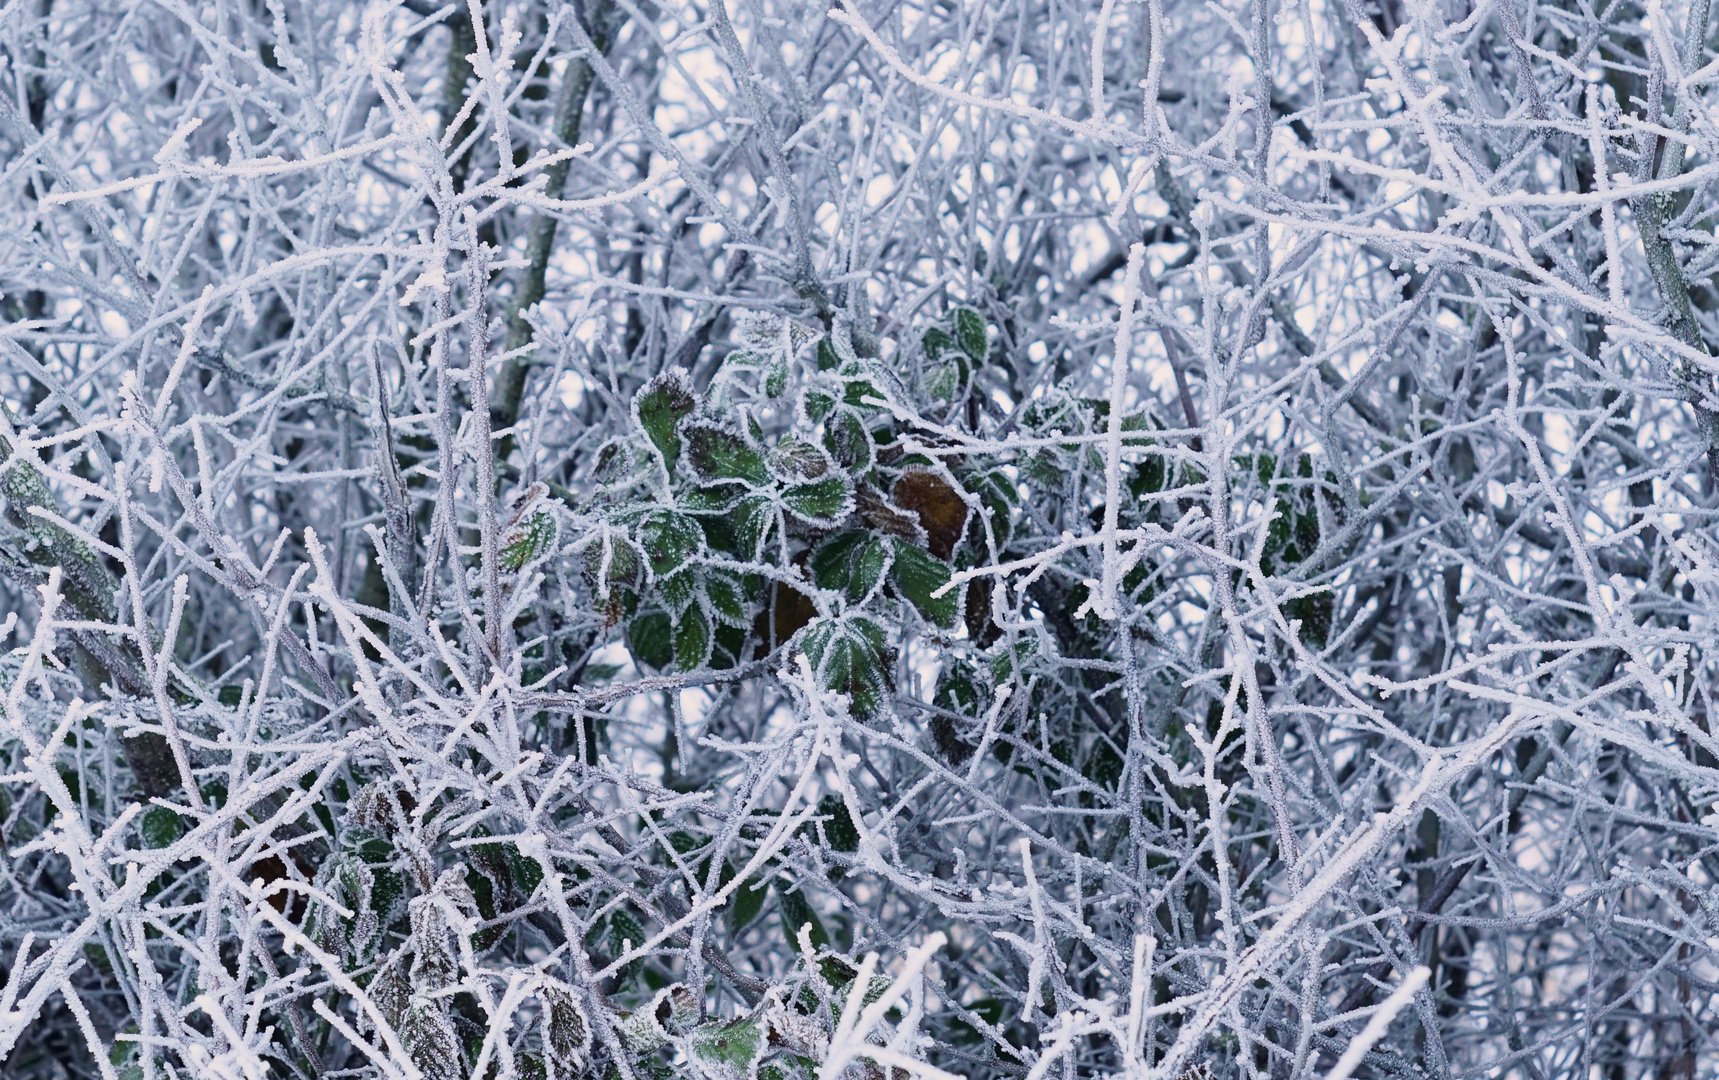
[1,0,1717,1077]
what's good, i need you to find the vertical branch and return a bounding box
[1094,243,1146,622]
[1630,0,1717,473]
[490,0,618,443]
[465,230,505,670]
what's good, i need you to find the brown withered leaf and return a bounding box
[965,577,1001,646]
[252,852,313,921]
[753,576,818,656]
[892,468,969,560]
[856,483,927,547]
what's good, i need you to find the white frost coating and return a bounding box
[1322,968,1431,1080]
[1089,242,1146,622]
[1,0,1716,1078]
[152,117,204,165]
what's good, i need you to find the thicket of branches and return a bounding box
[2,0,1718,1076]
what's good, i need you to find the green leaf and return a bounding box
[581,662,622,684]
[501,510,557,571]
[922,325,955,362]
[822,410,873,473]
[509,845,544,896]
[775,880,830,950]
[610,907,646,969]
[1286,590,1333,646]
[658,570,697,616]
[842,378,884,411]
[851,538,891,601]
[1129,453,1167,499]
[689,1019,764,1080]
[969,469,1018,547]
[712,623,746,669]
[765,359,789,398]
[812,531,891,602]
[582,540,641,593]
[989,639,1037,683]
[674,605,712,670]
[680,484,747,513]
[705,573,748,625]
[1085,739,1124,789]
[685,424,768,485]
[924,360,962,403]
[734,496,776,558]
[801,388,836,425]
[934,661,984,714]
[799,615,888,715]
[815,794,859,852]
[141,806,183,849]
[889,541,957,627]
[811,531,866,590]
[783,476,854,525]
[816,338,840,371]
[634,371,698,468]
[729,872,767,934]
[637,510,702,578]
[954,307,986,361]
[629,612,674,670]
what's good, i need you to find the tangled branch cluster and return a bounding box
[2,0,1718,1077]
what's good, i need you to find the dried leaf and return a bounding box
[891,468,969,560]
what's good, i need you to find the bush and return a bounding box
[1,0,1717,1077]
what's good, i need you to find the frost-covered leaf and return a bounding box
[729,872,767,934]
[769,439,830,481]
[680,483,748,513]
[732,495,776,559]
[889,541,957,627]
[501,510,557,571]
[821,410,872,474]
[813,794,858,852]
[638,510,703,578]
[654,982,701,1036]
[773,881,829,950]
[811,531,891,603]
[140,806,182,849]
[674,605,712,669]
[800,388,836,425]
[921,325,955,362]
[923,361,962,403]
[636,370,699,468]
[629,611,674,670]
[797,615,888,716]
[705,572,748,625]
[953,307,987,361]
[659,568,698,617]
[892,468,969,561]
[685,424,769,486]
[540,980,591,1080]
[782,476,854,525]
[408,897,457,993]
[400,998,462,1080]
[690,1018,764,1080]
